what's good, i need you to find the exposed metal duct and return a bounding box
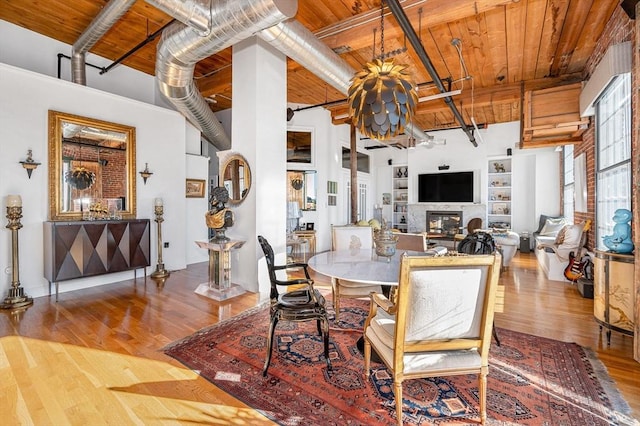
[71,0,137,85]
[146,0,211,34]
[386,0,478,147]
[258,20,431,143]
[149,0,297,150]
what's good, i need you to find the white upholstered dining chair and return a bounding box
[331,225,383,320]
[364,252,502,425]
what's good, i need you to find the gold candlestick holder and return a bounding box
[151,205,170,279]
[1,205,33,309]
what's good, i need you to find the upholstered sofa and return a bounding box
[533,215,588,282]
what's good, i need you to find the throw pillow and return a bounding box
[560,223,583,247]
[535,215,563,234]
[539,217,567,236]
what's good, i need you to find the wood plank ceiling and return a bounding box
[0,0,621,142]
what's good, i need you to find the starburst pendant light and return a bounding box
[348,1,418,140]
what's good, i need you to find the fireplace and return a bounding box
[426,210,462,238]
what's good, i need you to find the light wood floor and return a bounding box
[1,251,638,424]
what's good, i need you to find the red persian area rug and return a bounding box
[164,299,634,425]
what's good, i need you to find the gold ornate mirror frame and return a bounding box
[219,153,251,205]
[48,110,136,220]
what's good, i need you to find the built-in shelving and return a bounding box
[392,165,408,232]
[487,158,512,229]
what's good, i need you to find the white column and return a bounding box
[230,36,287,297]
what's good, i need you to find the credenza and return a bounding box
[593,250,635,345]
[44,219,151,300]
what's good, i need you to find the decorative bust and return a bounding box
[602,208,634,254]
[206,186,234,241]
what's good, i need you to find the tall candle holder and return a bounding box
[1,196,33,309]
[151,199,170,279]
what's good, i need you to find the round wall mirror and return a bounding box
[220,154,251,205]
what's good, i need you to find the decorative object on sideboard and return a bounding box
[373,219,399,262]
[347,2,418,140]
[1,195,33,310]
[602,208,634,254]
[151,198,170,281]
[438,164,450,170]
[19,149,41,179]
[206,187,234,242]
[139,163,153,184]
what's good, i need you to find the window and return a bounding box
[562,145,574,221]
[595,73,631,250]
[341,148,370,173]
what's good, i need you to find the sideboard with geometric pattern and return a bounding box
[43,219,151,300]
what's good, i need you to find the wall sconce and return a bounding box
[19,149,40,179]
[139,163,153,184]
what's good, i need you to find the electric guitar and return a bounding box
[563,220,592,282]
[564,251,587,281]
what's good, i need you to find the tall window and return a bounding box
[595,73,631,249]
[563,145,574,221]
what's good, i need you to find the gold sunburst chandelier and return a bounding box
[348,1,418,140]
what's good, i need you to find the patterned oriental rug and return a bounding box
[164,299,635,425]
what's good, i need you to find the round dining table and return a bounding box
[307,248,430,361]
[307,248,409,287]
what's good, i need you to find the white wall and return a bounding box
[0,62,200,299]
[368,122,561,235]
[0,20,157,105]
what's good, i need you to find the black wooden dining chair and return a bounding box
[257,235,332,376]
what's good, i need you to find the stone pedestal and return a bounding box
[194,240,246,301]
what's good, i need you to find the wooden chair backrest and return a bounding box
[392,253,502,370]
[395,232,428,252]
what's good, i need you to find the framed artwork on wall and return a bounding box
[287,127,314,166]
[186,178,206,198]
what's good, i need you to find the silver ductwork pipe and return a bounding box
[258,20,430,143]
[150,0,297,150]
[145,0,211,34]
[71,0,137,85]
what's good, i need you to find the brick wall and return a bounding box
[570,6,635,251]
[62,143,127,200]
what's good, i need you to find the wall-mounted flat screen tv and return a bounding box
[418,171,474,203]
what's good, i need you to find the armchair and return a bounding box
[331,226,383,320]
[257,236,332,376]
[363,252,502,425]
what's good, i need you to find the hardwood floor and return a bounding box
[1,251,638,424]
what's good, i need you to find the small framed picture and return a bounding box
[186,178,206,198]
[305,222,315,231]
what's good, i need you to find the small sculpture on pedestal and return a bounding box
[602,208,634,254]
[206,187,234,241]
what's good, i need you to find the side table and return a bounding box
[292,230,316,262]
[194,240,246,301]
